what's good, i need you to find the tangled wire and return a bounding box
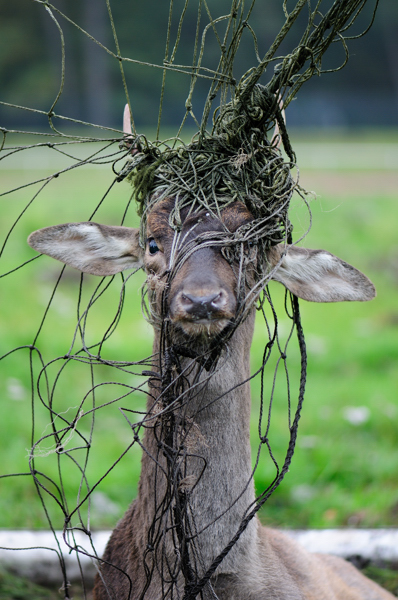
[0,1,379,598]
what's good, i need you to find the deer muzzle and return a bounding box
[178,290,228,321]
[169,275,236,336]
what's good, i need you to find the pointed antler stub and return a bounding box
[122,104,141,157]
[123,104,133,136]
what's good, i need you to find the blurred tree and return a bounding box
[0,0,396,130]
[379,1,398,117]
[82,0,113,126]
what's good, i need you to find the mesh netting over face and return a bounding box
[0,1,379,598]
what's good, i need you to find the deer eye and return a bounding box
[148,238,160,255]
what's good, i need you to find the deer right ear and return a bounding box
[28,222,143,276]
[268,244,376,302]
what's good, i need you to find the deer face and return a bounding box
[143,199,254,338]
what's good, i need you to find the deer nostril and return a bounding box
[181,293,194,306]
[208,292,223,308]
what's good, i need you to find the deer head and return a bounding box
[28,197,375,350]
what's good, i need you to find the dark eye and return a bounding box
[148,238,159,255]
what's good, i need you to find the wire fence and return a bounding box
[0,1,379,598]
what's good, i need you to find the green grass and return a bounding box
[251,171,398,530]
[0,564,88,600]
[0,565,57,600]
[362,566,398,597]
[0,133,397,538]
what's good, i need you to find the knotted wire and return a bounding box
[0,1,379,598]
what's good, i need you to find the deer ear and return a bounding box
[28,222,143,276]
[268,245,376,302]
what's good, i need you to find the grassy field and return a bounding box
[0,131,397,546]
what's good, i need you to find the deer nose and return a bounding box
[179,291,226,319]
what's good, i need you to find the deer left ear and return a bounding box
[28,222,143,276]
[268,245,376,302]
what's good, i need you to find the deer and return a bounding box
[28,190,395,600]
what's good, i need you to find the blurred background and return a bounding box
[0,0,397,556]
[1,0,398,131]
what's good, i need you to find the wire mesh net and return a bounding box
[0,1,379,598]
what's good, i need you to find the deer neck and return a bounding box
[136,309,259,578]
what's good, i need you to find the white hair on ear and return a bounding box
[269,245,375,303]
[28,222,143,276]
